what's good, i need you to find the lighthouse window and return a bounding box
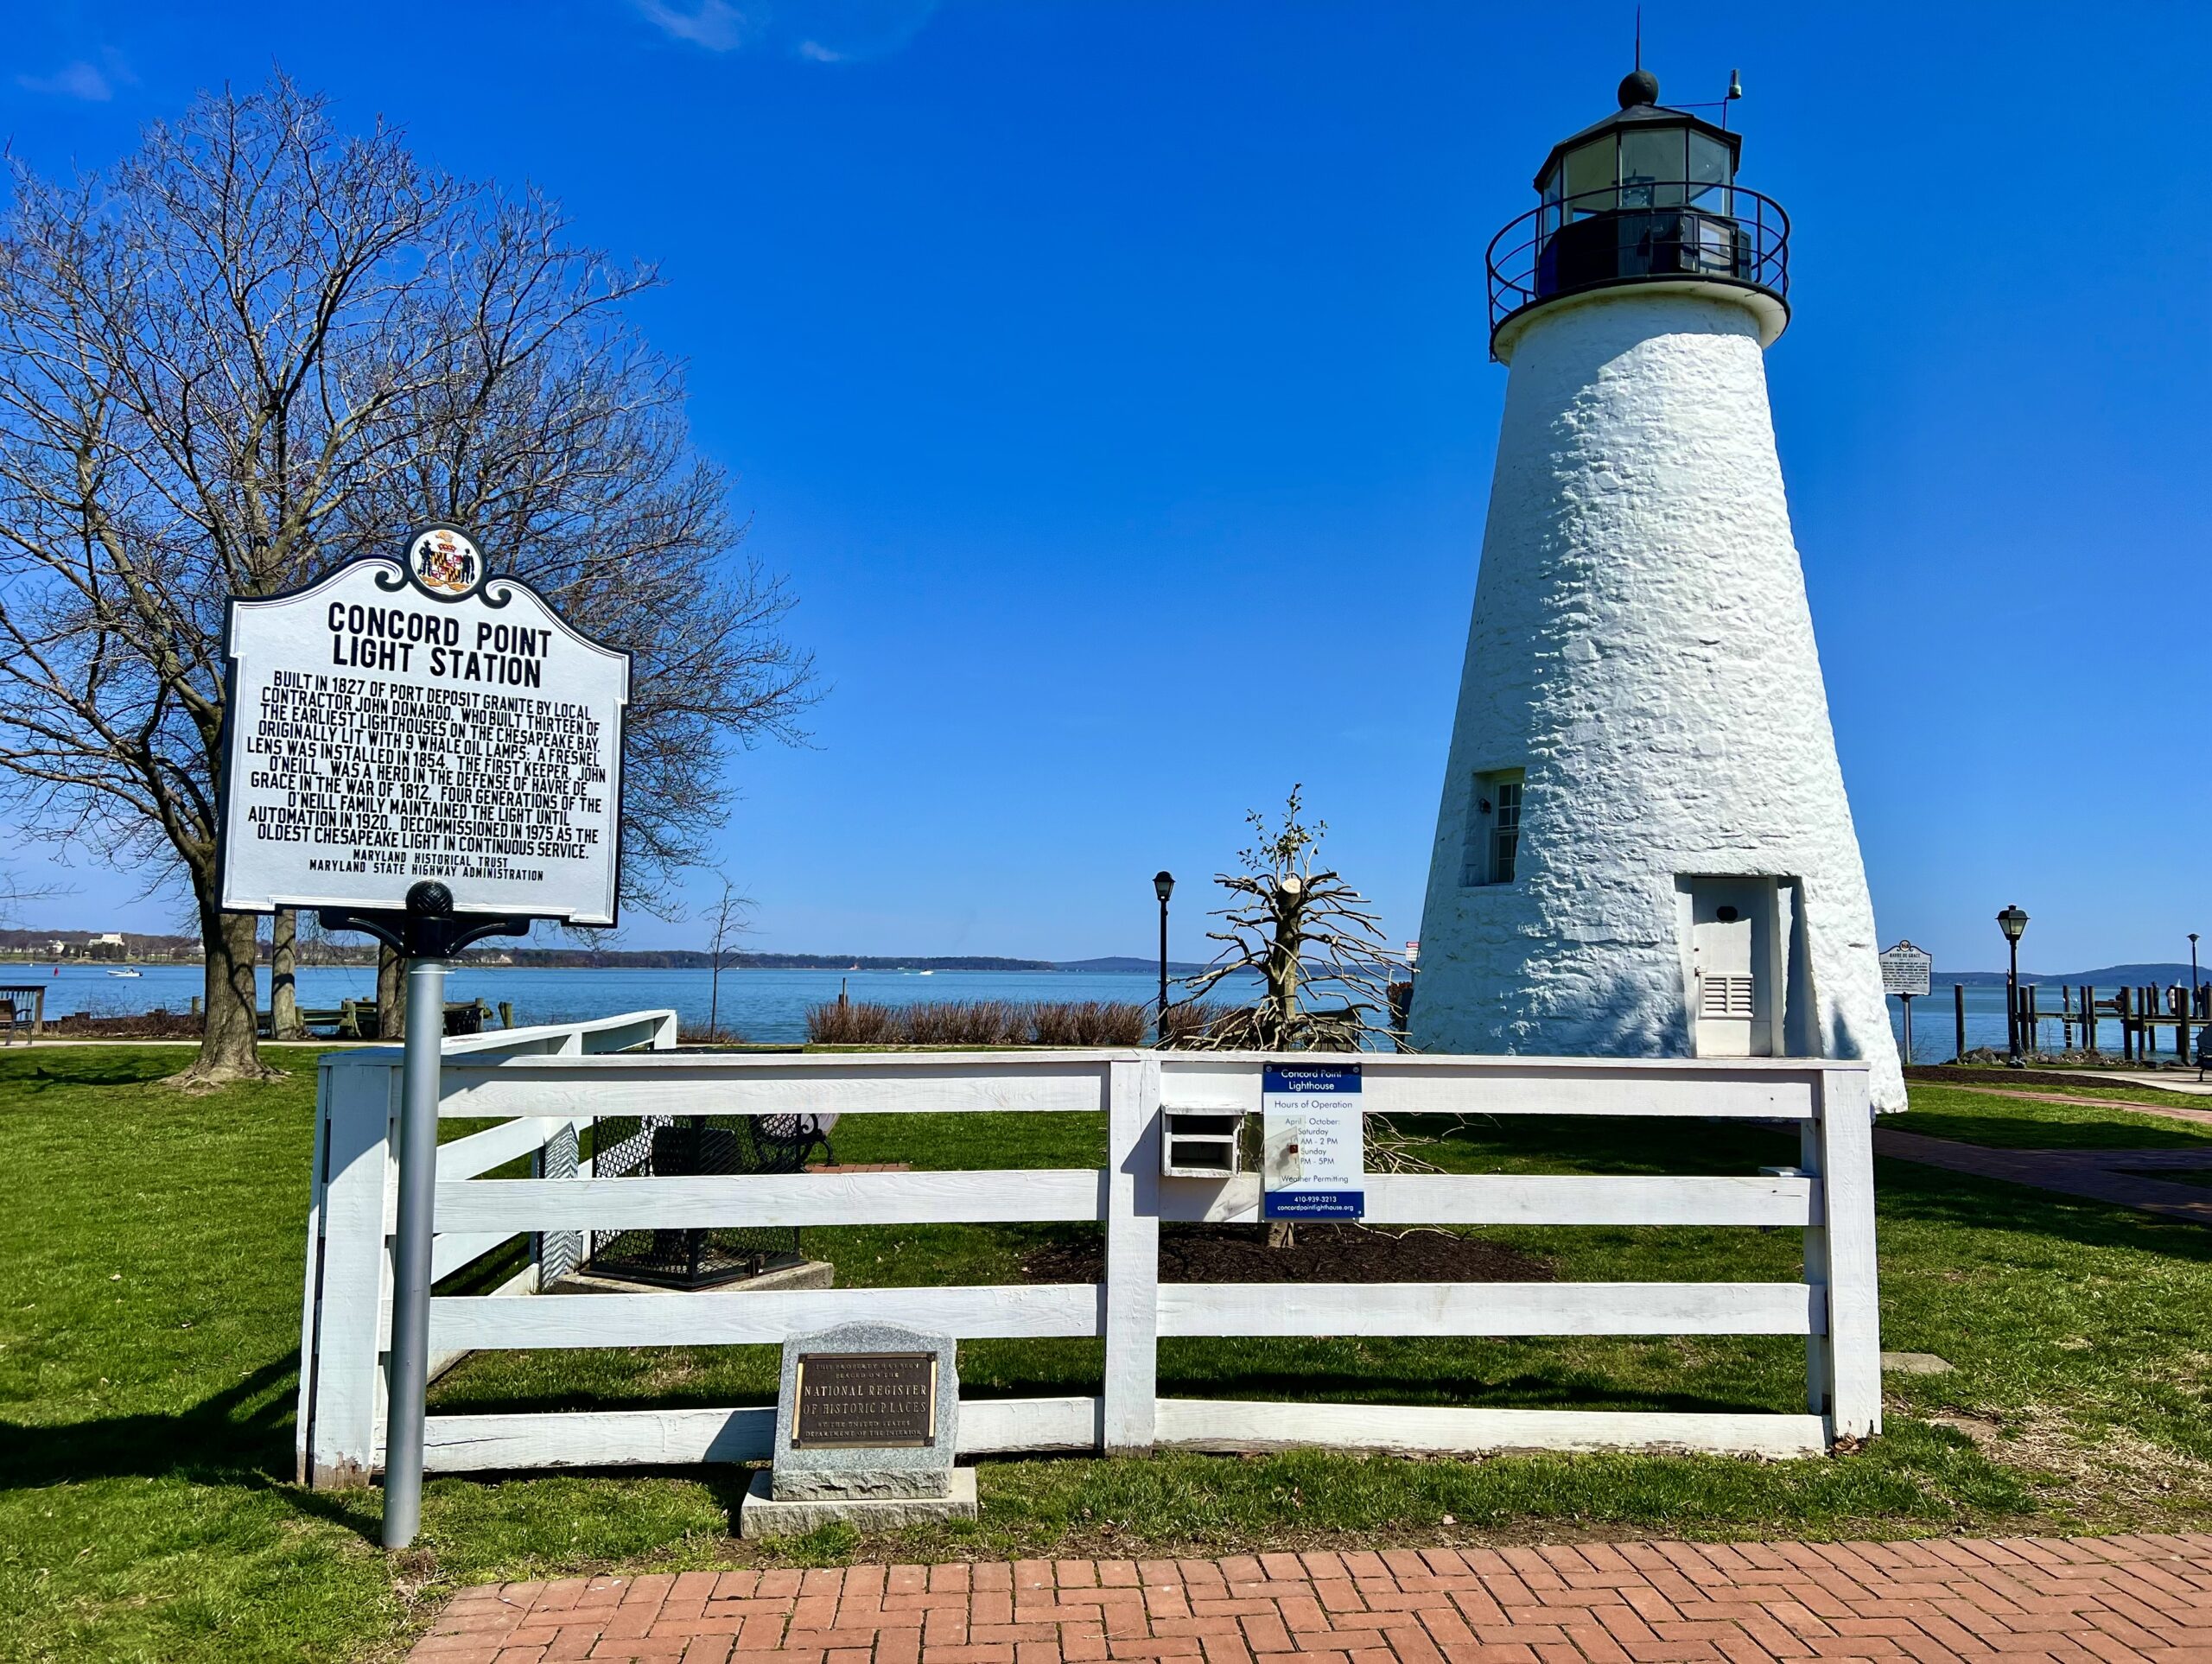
[1461,770,1524,886]
[1491,779,1522,882]
[1563,139,1614,218]
[1687,130,1733,208]
[1620,129,1683,208]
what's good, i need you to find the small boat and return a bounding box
[106,966,143,978]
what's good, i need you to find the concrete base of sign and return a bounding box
[547,1261,836,1297]
[737,1465,976,1539]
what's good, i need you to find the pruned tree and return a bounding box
[0,76,813,1087]
[1181,785,1402,1051]
[1180,786,1408,1246]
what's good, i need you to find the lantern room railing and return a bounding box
[1486,182,1789,344]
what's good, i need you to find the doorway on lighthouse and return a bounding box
[1676,877,1787,1057]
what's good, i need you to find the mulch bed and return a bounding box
[1023,1223,1553,1285]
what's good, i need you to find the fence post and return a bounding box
[1815,1065,1881,1439]
[1797,1112,1828,1417]
[1103,1056,1160,1453]
[294,1060,336,1487]
[298,1053,400,1488]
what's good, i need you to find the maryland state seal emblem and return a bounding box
[406,526,484,599]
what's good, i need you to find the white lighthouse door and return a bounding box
[1692,917,1757,1057]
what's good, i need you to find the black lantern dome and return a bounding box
[1485,68,1789,359]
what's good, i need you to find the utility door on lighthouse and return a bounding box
[1691,912,1757,1056]
[1681,879,1781,1057]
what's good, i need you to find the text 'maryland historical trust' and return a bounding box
[218,526,631,926]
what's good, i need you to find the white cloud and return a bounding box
[16,60,115,102]
[632,0,767,52]
[632,0,938,62]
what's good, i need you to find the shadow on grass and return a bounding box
[0,1056,186,1093]
[0,1353,299,1493]
[0,1350,392,1544]
[1154,1366,1789,1416]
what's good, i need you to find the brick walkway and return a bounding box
[1874,1130,2212,1227]
[410,1533,2212,1662]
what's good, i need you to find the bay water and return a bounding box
[15,961,2068,1061]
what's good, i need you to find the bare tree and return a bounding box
[1182,786,1402,1052]
[703,874,751,1043]
[1180,786,1406,1246]
[0,77,813,1087]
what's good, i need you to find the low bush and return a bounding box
[804,998,1147,1046]
[1158,1000,1236,1047]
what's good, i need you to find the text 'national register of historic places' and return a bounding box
[218,546,631,925]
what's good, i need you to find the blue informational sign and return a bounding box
[1261,1062,1364,1220]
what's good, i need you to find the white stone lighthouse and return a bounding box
[1409,67,1904,1109]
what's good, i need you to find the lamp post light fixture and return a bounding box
[1997,905,2030,1064]
[1153,871,1175,1044]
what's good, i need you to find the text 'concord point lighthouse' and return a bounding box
[1408,65,1904,1110]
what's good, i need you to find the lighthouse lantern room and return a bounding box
[1408,66,1904,1109]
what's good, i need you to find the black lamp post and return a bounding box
[1997,905,2030,1063]
[1153,871,1174,1042]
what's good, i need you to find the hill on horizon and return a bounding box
[1936,962,2205,987]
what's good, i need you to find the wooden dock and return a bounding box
[1954,981,2210,1062]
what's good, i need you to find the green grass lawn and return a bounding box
[1888,1083,2212,1149]
[7,1048,2212,1662]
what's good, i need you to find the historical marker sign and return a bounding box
[1262,1062,1365,1220]
[1878,940,1934,998]
[218,528,631,926]
[791,1352,939,1449]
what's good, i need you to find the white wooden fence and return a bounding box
[296,1013,1878,1488]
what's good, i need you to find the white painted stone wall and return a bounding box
[1409,288,1904,1110]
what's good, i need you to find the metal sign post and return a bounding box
[215,526,630,1550]
[321,882,533,1546]
[1878,940,1935,1067]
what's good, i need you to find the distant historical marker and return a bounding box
[219,524,631,926]
[1878,940,1934,1067]
[1878,941,1934,998]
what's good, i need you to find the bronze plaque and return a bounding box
[791,1351,938,1449]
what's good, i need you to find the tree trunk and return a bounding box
[169,903,282,1089]
[378,943,406,1041]
[270,908,302,1040]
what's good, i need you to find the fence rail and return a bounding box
[296,1014,1878,1489]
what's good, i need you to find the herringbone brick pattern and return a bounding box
[408,1533,2212,1663]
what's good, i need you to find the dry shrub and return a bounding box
[902,1000,1027,1045]
[805,1000,900,1044]
[1158,1000,1235,1048]
[805,998,1148,1047]
[1032,1000,1147,1045]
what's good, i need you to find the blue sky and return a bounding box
[5,2,2209,973]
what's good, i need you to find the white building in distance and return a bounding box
[1409,67,1904,1109]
